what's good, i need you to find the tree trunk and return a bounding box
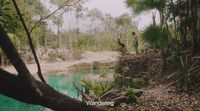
[41,22,46,47]
[159,10,164,27]
[191,0,200,55]
[158,10,167,70]
[57,25,61,48]
[1,53,5,67]
[67,31,73,54]
[0,25,105,111]
[0,69,104,111]
[152,13,156,26]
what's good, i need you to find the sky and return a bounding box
[41,0,160,32]
[84,0,160,30]
[84,0,131,17]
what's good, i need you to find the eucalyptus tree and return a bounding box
[84,8,104,50]
[67,3,86,56]
[86,8,103,34]
[52,14,64,48]
[103,13,116,32]
[50,0,90,59]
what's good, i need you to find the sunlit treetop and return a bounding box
[125,0,166,14]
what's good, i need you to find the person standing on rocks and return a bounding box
[132,31,138,54]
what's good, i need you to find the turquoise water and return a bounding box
[0,69,112,111]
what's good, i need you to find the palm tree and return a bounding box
[125,0,166,26]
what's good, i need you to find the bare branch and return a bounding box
[29,0,81,34]
[12,0,46,83]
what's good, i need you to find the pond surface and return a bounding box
[0,68,114,111]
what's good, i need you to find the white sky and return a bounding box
[41,0,160,32]
[84,0,160,30]
[84,0,131,17]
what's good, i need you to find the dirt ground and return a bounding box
[3,51,119,75]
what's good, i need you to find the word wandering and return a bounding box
[86,101,114,107]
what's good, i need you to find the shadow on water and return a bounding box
[0,68,114,111]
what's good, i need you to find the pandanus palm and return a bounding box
[142,25,169,51]
[142,25,169,70]
[126,0,169,69]
[125,0,166,26]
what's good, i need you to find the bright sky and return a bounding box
[41,0,160,32]
[84,0,131,17]
[84,0,160,30]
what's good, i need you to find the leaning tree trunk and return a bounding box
[0,25,105,111]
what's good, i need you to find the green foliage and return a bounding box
[125,87,139,101]
[71,32,119,59]
[80,79,114,97]
[114,73,128,87]
[142,25,169,50]
[115,14,131,26]
[73,34,95,51]
[168,56,199,90]
[94,32,118,51]
[125,0,166,13]
[142,25,161,45]
[114,73,149,89]
[8,33,21,48]
[0,0,21,33]
[131,77,149,89]
[50,0,71,6]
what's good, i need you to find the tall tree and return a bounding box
[52,14,64,48]
[126,0,166,26]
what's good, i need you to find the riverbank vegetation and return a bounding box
[0,0,200,111]
[0,0,138,64]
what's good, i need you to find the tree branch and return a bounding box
[12,0,46,83]
[0,68,105,111]
[0,25,33,81]
[29,0,81,34]
[0,25,105,111]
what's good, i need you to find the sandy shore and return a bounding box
[3,51,119,75]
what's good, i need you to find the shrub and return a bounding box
[80,79,114,97]
[142,25,169,51]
